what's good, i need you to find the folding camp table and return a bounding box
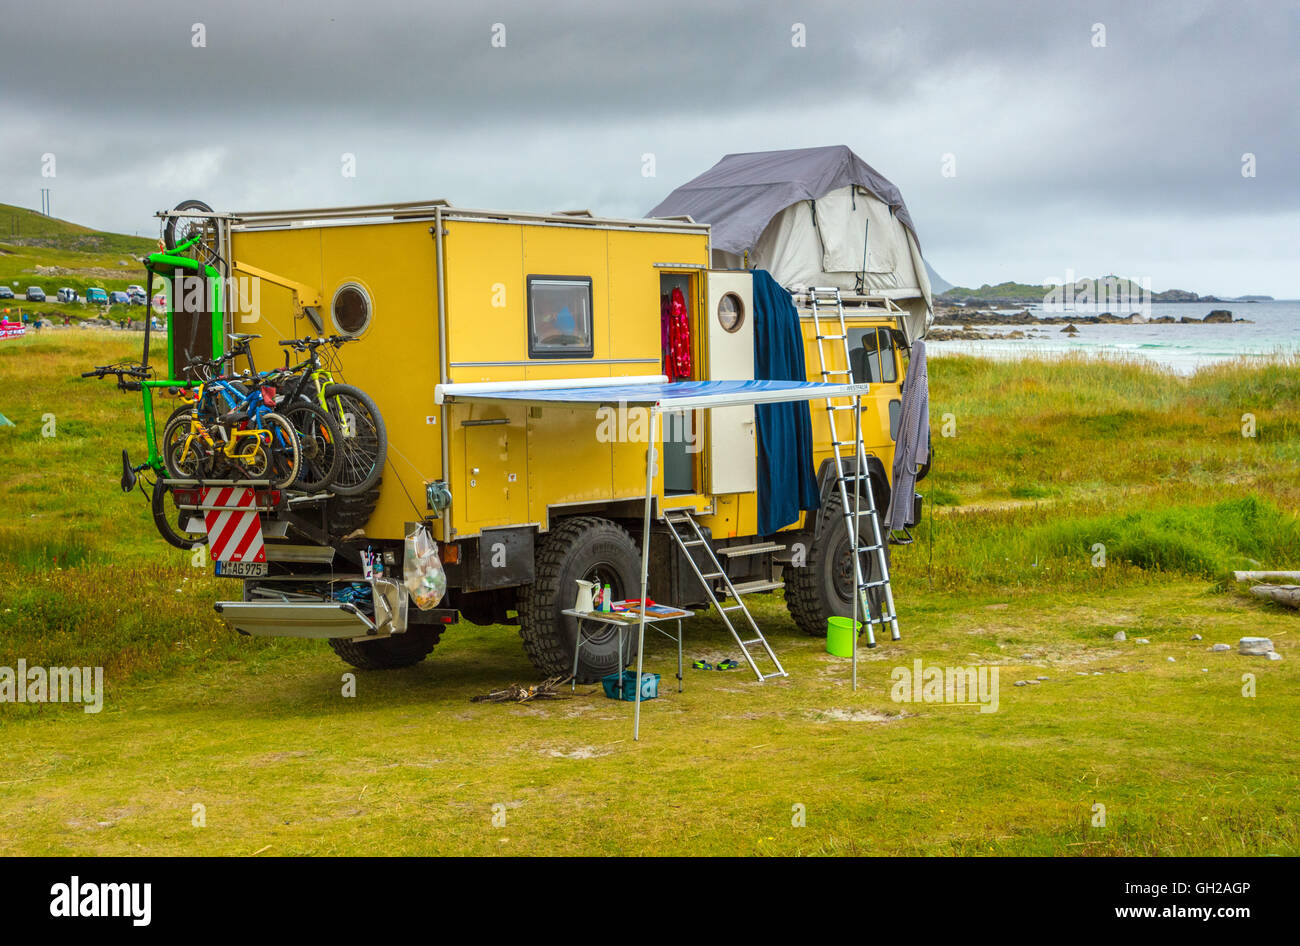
[562,603,693,697]
[436,375,874,740]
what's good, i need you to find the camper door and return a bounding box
[705,271,757,494]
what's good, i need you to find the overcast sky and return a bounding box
[2,0,1296,296]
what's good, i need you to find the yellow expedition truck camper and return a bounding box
[111,146,931,685]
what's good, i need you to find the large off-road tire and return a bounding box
[325,479,381,541]
[327,626,443,670]
[516,516,642,683]
[785,492,891,640]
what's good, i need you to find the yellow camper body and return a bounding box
[200,200,913,676]
[227,203,902,547]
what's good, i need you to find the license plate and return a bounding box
[215,560,268,578]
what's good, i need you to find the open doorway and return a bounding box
[660,272,697,494]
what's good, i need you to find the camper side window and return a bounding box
[847,327,898,384]
[527,276,593,359]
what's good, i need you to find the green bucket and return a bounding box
[826,616,861,658]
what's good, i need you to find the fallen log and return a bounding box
[1234,570,1300,582]
[1249,585,1300,610]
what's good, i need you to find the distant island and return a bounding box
[936,278,1273,307]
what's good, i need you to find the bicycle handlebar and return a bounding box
[277,334,354,351]
[81,364,151,391]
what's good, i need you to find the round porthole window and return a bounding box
[717,292,745,333]
[331,282,372,337]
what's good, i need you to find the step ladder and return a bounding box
[661,509,787,682]
[807,286,901,648]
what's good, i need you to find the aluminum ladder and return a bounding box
[807,286,901,647]
[661,509,787,681]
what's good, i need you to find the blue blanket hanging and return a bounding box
[752,270,821,534]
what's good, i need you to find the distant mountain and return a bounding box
[923,258,953,295]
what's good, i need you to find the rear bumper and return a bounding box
[214,600,377,639]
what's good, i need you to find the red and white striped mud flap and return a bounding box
[201,486,266,564]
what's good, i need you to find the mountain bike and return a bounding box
[199,334,342,493]
[269,335,387,496]
[161,355,302,489]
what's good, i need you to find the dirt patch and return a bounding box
[546,745,612,759]
[805,708,912,723]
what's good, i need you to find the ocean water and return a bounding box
[927,300,1300,373]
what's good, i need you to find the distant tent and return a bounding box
[649,145,933,341]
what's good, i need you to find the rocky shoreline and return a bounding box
[928,306,1253,341]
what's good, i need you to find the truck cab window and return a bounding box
[528,276,593,358]
[848,327,897,384]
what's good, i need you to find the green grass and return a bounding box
[0,202,153,322]
[1,337,1297,855]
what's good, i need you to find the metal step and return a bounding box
[264,543,336,564]
[730,579,784,595]
[718,541,785,558]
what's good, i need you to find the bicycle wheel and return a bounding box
[163,199,223,268]
[252,412,301,490]
[279,400,342,493]
[161,412,212,480]
[151,479,209,551]
[322,383,387,496]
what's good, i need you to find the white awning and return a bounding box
[435,377,871,409]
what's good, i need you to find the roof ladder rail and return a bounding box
[659,510,787,682]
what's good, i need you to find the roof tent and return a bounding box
[649,145,933,342]
[435,375,873,739]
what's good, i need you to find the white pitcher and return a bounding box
[574,579,596,613]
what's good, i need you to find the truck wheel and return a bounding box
[517,516,642,683]
[784,493,891,639]
[327,626,443,669]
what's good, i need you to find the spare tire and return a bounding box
[328,626,443,670]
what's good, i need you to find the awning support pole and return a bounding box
[852,393,861,691]
[634,406,660,741]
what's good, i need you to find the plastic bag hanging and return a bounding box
[404,523,447,610]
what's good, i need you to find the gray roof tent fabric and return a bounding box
[648,145,919,256]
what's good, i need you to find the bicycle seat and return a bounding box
[228,333,262,342]
[219,408,250,425]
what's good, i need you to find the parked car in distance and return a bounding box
[86,287,109,305]
[57,288,80,303]
[25,287,46,302]
[126,284,145,295]
[0,286,13,299]
[127,289,147,306]
[108,291,130,305]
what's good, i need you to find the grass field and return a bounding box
[1,332,1297,855]
[0,203,153,325]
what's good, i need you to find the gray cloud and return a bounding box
[1,0,1296,294]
